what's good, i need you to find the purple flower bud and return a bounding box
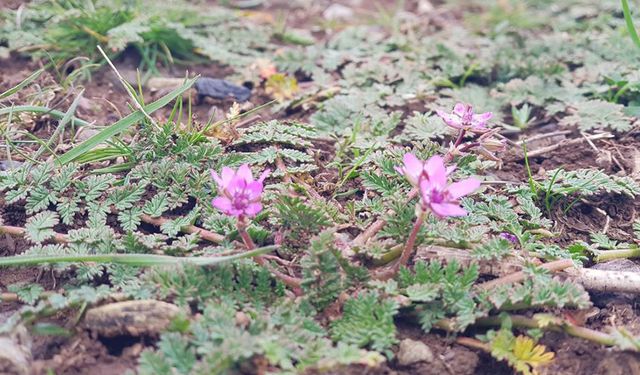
[500,232,519,244]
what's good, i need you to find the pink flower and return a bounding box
[395,153,455,187]
[415,155,480,217]
[211,164,270,218]
[436,103,492,133]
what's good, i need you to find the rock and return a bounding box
[417,0,434,14]
[74,127,100,142]
[83,300,182,337]
[0,160,24,171]
[397,338,434,366]
[592,259,640,272]
[323,4,354,21]
[195,78,251,102]
[0,326,32,375]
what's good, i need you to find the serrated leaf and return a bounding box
[118,207,143,232]
[405,283,439,302]
[559,100,633,131]
[25,211,59,243]
[57,196,80,225]
[25,185,57,214]
[143,192,170,217]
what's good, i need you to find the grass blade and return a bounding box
[0,68,44,100]
[56,76,198,165]
[33,89,85,160]
[622,0,640,49]
[0,105,92,127]
[0,245,276,267]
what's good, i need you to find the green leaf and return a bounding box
[118,207,143,232]
[7,283,44,304]
[406,283,439,302]
[24,211,59,243]
[25,186,57,214]
[143,192,170,217]
[156,333,196,374]
[559,100,633,132]
[330,291,399,353]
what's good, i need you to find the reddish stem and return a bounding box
[373,210,426,281]
[237,221,303,295]
[453,129,467,148]
[395,211,426,271]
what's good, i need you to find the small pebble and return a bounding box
[323,4,354,21]
[397,338,434,366]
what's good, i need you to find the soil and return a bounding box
[2,1,640,374]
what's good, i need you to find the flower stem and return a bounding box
[373,211,425,280]
[594,248,640,263]
[396,211,426,269]
[476,258,574,291]
[453,129,467,148]
[475,315,616,347]
[237,222,303,294]
[353,187,419,247]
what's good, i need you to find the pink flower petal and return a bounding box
[227,177,247,194]
[236,164,254,183]
[211,170,223,187]
[257,168,271,183]
[445,165,457,176]
[244,203,263,217]
[447,178,481,199]
[402,153,423,186]
[246,181,264,200]
[419,178,434,204]
[220,167,236,187]
[424,155,447,188]
[436,110,463,129]
[403,153,423,175]
[430,202,467,217]
[212,197,232,213]
[473,111,493,123]
[453,103,467,117]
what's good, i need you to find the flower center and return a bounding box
[461,106,474,125]
[232,191,250,209]
[429,188,445,204]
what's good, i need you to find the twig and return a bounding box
[456,337,490,352]
[479,315,616,346]
[139,214,225,243]
[0,292,19,302]
[237,223,303,294]
[0,224,68,243]
[565,267,640,293]
[515,130,571,146]
[580,131,600,152]
[476,259,574,291]
[1,216,225,246]
[516,133,613,159]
